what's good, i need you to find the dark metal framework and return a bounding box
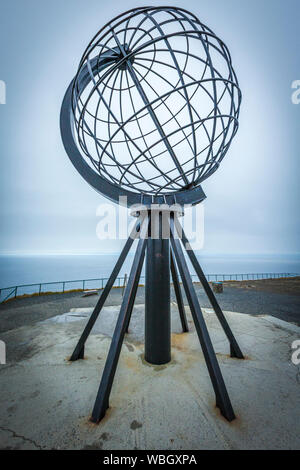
[60,6,241,206]
[60,6,244,425]
[70,211,243,423]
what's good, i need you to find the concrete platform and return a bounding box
[0,304,299,450]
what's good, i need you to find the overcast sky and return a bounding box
[0,0,299,255]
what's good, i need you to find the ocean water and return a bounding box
[0,253,299,292]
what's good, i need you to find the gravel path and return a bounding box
[0,279,299,333]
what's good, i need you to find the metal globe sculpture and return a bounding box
[61,5,241,205]
[60,6,244,425]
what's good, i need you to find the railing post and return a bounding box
[122,274,128,297]
[39,284,42,295]
[15,287,17,298]
[63,282,65,293]
[83,280,85,291]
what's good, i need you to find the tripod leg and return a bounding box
[170,219,235,422]
[170,250,189,333]
[179,226,244,359]
[91,219,148,423]
[125,249,145,333]
[70,221,139,361]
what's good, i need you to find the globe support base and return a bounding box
[68,209,244,424]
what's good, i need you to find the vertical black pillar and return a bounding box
[145,211,171,365]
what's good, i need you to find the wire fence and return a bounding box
[0,272,298,304]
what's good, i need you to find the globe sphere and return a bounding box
[67,6,241,200]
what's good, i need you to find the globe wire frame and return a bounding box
[60,6,241,207]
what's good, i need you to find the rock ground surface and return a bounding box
[0,302,299,450]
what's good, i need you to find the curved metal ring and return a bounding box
[60,71,206,207]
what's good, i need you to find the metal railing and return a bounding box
[0,272,298,304]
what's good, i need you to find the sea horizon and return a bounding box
[0,252,299,291]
